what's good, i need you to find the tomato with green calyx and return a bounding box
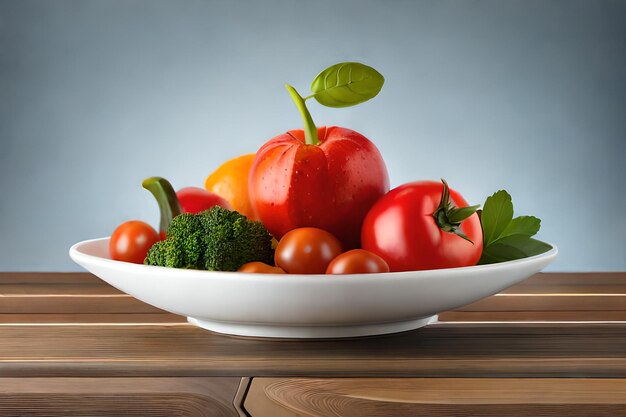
[110,220,160,264]
[326,249,389,275]
[361,179,483,272]
[274,227,343,274]
[249,63,389,249]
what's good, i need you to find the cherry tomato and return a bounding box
[274,227,342,274]
[326,249,390,274]
[110,220,160,264]
[176,187,231,214]
[362,180,483,272]
[238,262,285,274]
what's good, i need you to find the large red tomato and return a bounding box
[249,126,389,248]
[361,180,482,271]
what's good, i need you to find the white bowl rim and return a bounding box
[70,237,558,283]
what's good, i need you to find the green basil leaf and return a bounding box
[479,189,550,265]
[499,216,541,241]
[310,62,384,108]
[479,236,552,264]
[481,190,513,245]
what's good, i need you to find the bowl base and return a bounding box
[187,315,438,339]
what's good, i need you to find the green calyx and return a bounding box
[433,179,480,243]
[285,84,319,145]
[142,177,182,236]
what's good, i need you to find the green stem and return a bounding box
[142,177,182,237]
[433,179,479,244]
[285,84,319,145]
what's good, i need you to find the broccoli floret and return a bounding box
[144,214,205,269]
[199,207,274,271]
[143,206,274,271]
[145,240,168,266]
[163,213,206,269]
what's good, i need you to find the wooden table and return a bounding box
[1,272,625,416]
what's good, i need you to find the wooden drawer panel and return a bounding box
[244,378,626,417]
[0,377,241,417]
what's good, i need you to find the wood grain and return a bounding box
[500,272,626,292]
[0,313,186,324]
[0,272,185,323]
[0,377,241,416]
[0,273,161,314]
[457,294,626,311]
[439,311,626,321]
[0,295,165,314]
[1,272,625,416]
[0,322,624,378]
[1,272,625,378]
[0,272,110,284]
[3,272,625,322]
[443,271,626,321]
[245,378,626,417]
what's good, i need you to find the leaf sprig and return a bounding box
[478,190,551,264]
[286,62,384,145]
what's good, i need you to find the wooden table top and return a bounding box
[1,272,625,379]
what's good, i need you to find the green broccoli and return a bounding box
[144,240,168,266]
[144,206,274,271]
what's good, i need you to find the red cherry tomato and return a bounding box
[110,221,160,264]
[274,227,343,274]
[326,249,390,274]
[238,262,286,274]
[362,180,483,272]
[250,126,389,249]
[176,187,231,214]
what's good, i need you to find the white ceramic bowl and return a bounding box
[70,237,557,338]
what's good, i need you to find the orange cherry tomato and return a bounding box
[326,249,390,274]
[274,227,342,274]
[110,220,160,264]
[205,154,257,219]
[238,262,285,274]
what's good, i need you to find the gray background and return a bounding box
[1,0,625,271]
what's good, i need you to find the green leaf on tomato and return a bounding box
[480,190,513,244]
[310,62,384,108]
[479,236,552,264]
[502,215,541,239]
[479,190,551,264]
